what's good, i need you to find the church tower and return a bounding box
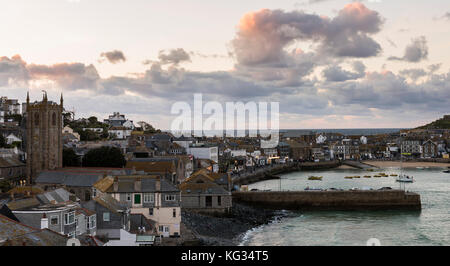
[26,91,63,183]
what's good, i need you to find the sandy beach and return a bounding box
[362,160,450,169]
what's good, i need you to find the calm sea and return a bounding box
[241,167,450,246]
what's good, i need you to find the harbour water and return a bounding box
[241,167,450,246]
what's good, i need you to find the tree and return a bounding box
[82,146,126,168]
[0,135,6,148]
[62,111,74,126]
[79,129,100,141]
[63,148,81,167]
[88,116,98,125]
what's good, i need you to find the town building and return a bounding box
[93,175,181,237]
[25,92,63,182]
[178,169,232,214]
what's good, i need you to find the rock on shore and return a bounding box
[181,203,281,246]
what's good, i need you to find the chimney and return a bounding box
[113,176,119,192]
[41,213,49,229]
[156,176,161,191]
[134,178,142,192]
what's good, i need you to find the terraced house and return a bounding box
[93,175,181,237]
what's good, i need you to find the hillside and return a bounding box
[417,115,450,129]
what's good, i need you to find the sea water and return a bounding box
[241,167,450,246]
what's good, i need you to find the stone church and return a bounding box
[25,92,63,183]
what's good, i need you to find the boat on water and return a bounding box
[443,170,450,173]
[373,175,381,178]
[308,176,323,181]
[345,176,353,179]
[396,175,414,183]
[305,186,323,191]
[363,175,371,178]
[416,167,425,170]
[390,174,398,176]
[353,176,361,178]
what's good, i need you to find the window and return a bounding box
[149,208,154,216]
[34,113,39,126]
[50,216,59,225]
[159,225,164,232]
[92,188,97,198]
[64,211,75,225]
[143,193,154,203]
[52,112,56,126]
[88,215,96,229]
[217,196,222,206]
[173,209,176,218]
[75,217,79,228]
[134,194,141,204]
[126,193,132,201]
[206,196,212,207]
[165,195,176,201]
[103,212,110,222]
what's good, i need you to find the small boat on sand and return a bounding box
[363,176,371,178]
[345,176,353,179]
[353,176,361,178]
[373,175,381,178]
[308,176,323,181]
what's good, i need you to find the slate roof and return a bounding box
[179,171,230,195]
[0,214,69,246]
[95,176,179,193]
[36,188,71,204]
[77,234,104,246]
[93,193,127,214]
[35,171,104,187]
[6,197,41,211]
[0,157,25,168]
[125,161,176,174]
[130,214,155,233]
[75,207,96,216]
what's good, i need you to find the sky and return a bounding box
[1,0,450,130]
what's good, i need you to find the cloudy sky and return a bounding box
[1,0,450,129]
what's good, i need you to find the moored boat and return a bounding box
[308,176,323,181]
[396,175,414,183]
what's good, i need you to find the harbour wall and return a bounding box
[233,161,341,186]
[232,190,421,211]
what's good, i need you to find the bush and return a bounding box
[82,146,126,168]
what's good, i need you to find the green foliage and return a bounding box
[417,116,450,129]
[63,148,81,167]
[0,181,13,193]
[0,135,6,148]
[82,146,126,168]
[5,114,22,125]
[66,116,110,141]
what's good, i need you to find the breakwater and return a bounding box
[232,190,421,211]
[233,161,341,186]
